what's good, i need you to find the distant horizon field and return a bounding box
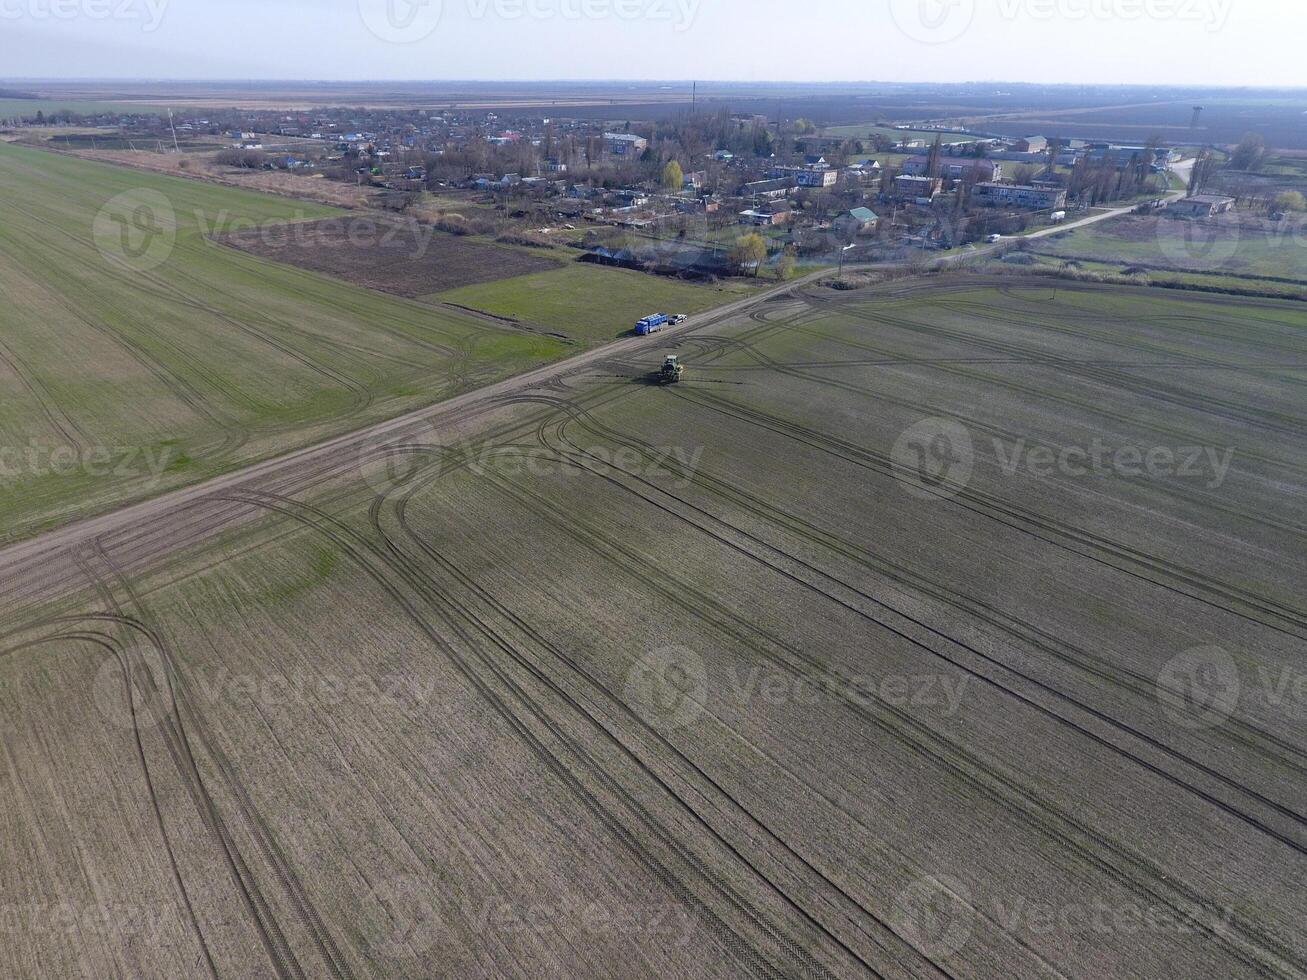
[822,123,978,143]
[0,98,175,119]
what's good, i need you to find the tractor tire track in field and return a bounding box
[0,622,220,979]
[741,292,1307,481]
[0,228,252,457]
[219,486,846,980]
[663,296,1307,564]
[458,427,1302,978]
[652,305,1307,637]
[0,336,91,447]
[74,576,313,980]
[542,385,1307,788]
[84,544,363,980]
[6,201,376,432]
[849,297,1307,436]
[380,451,1066,978]
[489,385,1307,974]
[21,548,352,980]
[708,311,1307,540]
[681,382,1307,638]
[370,459,932,977]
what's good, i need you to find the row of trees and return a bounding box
[726,233,799,280]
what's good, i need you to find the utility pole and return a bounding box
[838,242,855,278]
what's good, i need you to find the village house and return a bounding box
[834,206,880,236]
[740,200,792,226]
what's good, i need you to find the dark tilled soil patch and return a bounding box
[220,216,562,297]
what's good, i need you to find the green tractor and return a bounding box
[660,353,685,384]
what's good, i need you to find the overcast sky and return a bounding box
[1,0,1302,87]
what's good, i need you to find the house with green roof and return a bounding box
[836,206,880,236]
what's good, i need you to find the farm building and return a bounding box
[1167,195,1236,218]
[1011,136,1048,153]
